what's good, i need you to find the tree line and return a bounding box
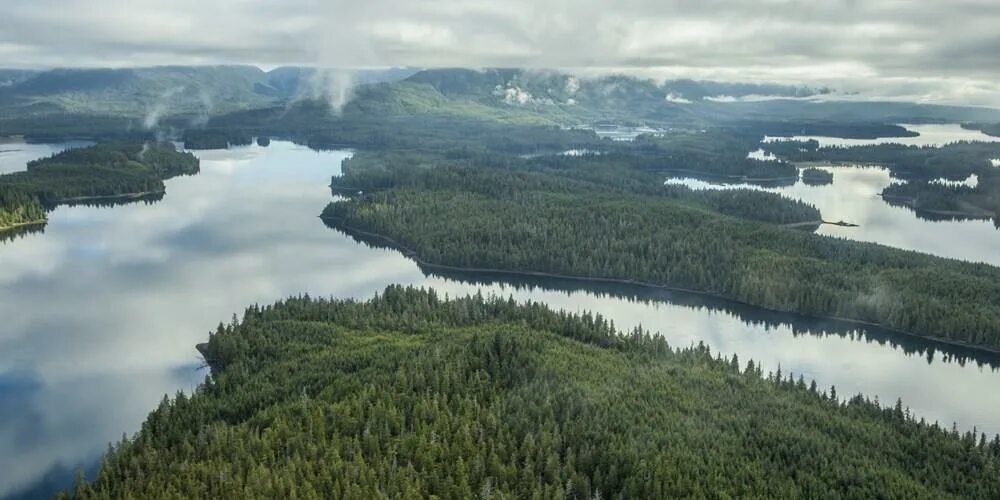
[324,154,1000,349]
[0,142,198,234]
[70,286,1000,498]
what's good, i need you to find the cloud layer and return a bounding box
[1,0,999,106]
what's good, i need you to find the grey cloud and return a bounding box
[0,0,998,105]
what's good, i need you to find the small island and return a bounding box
[0,142,198,234]
[801,167,834,186]
[182,130,253,150]
[882,181,997,223]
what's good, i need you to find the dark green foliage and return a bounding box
[801,167,834,185]
[962,123,1000,138]
[324,158,1000,348]
[335,149,821,225]
[882,180,999,225]
[0,184,46,229]
[764,141,1000,182]
[0,66,281,118]
[634,129,800,181]
[0,143,198,228]
[26,142,198,179]
[182,130,253,150]
[72,287,1000,498]
[765,141,1000,224]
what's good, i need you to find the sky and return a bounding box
[0,0,999,106]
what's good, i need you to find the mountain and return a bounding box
[4,66,1000,140]
[266,66,420,97]
[0,65,423,127]
[0,65,281,120]
[0,69,39,88]
[399,68,1000,125]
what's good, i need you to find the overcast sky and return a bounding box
[1,0,999,105]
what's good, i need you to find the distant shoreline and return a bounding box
[881,194,995,220]
[782,220,859,229]
[322,215,1000,358]
[660,168,800,184]
[55,190,165,204]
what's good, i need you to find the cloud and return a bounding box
[665,92,692,104]
[0,0,999,106]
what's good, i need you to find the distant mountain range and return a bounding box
[0,65,419,120]
[2,66,999,133]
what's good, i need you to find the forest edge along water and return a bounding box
[323,215,1000,358]
[3,140,1000,498]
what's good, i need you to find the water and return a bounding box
[0,139,93,174]
[763,123,1000,147]
[666,166,1000,265]
[587,125,661,142]
[3,141,1000,497]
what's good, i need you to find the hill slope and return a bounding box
[71,287,999,499]
[0,66,280,119]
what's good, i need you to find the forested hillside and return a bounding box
[323,154,1000,349]
[0,185,46,230]
[333,150,821,225]
[70,287,1000,498]
[0,143,197,232]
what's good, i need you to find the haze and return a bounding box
[1,0,999,106]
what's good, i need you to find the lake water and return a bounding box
[587,125,662,141]
[0,139,93,174]
[3,141,1000,497]
[665,166,1000,266]
[763,123,1000,147]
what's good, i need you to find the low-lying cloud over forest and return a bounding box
[1,0,998,106]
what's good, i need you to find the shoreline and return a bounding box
[55,190,165,204]
[781,220,859,229]
[881,194,995,219]
[321,215,1000,358]
[0,219,47,233]
[659,168,800,184]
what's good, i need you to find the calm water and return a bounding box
[665,166,1000,265]
[0,139,93,174]
[764,123,1000,147]
[3,142,1000,497]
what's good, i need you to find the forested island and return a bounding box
[736,121,919,139]
[69,287,1000,498]
[882,181,997,225]
[761,140,1000,224]
[0,142,198,233]
[963,122,1000,138]
[801,167,834,186]
[631,130,800,183]
[323,150,1000,350]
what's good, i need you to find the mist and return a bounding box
[2,1,999,107]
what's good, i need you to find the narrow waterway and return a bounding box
[2,141,999,498]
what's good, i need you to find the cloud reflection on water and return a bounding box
[2,141,999,497]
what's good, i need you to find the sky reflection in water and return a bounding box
[763,123,1000,147]
[1,141,1000,497]
[666,166,1000,265]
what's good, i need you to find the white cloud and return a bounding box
[664,92,692,104]
[0,0,999,106]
